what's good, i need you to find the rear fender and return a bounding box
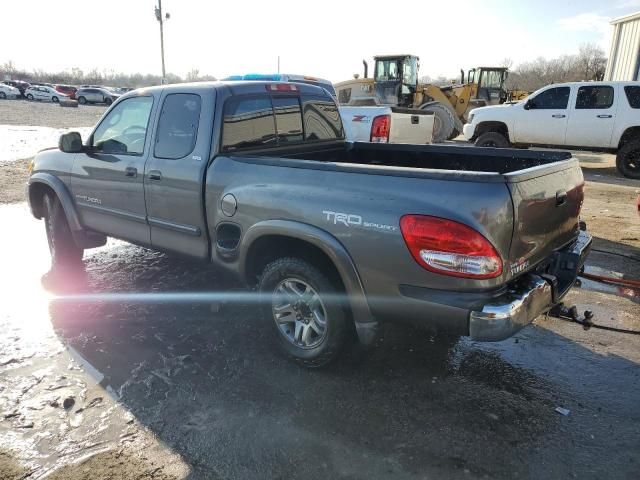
[239,220,378,345]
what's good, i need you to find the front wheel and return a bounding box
[258,257,348,367]
[27,94,34,101]
[616,139,640,179]
[475,131,510,148]
[104,97,113,105]
[0,92,6,100]
[78,96,87,105]
[51,96,59,103]
[43,194,84,268]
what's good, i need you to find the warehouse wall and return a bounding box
[605,14,640,81]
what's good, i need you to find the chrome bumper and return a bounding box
[469,275,553,341]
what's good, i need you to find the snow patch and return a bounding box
[0,125,93,163]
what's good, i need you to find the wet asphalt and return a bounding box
[0,202,639,479]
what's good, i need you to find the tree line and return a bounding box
[0,62,216,87]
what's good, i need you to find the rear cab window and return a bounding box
[155,93,202,159]
[221,89,343,152]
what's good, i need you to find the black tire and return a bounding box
[51,96,59,103]
[78,96,87,105]
[420,102,456,143]
[475,131,510,148]
[43,193,83,268]
[616,139,640,179]
[0,92,6,100]
[258,257,348,367]
[27,93,34,101]
[448,128,461,140]
[105,97,113,105]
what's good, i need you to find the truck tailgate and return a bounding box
[506,160,584,278]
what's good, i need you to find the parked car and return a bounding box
[2,80,30,97]
[75,87,120,105]
[27,81,591,367]
[463,81,640,179]
[224,73,435,144]
[0,83,21,99]
[54,84,77,100]
[24,85,69,102]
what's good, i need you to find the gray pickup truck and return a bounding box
[27,80,591,366]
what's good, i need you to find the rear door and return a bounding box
[565,84,616,148]
[514,86,571,145]
[71,95,156,244]
[143,90,213,259]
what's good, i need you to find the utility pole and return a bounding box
[155,1,170,83]
[277,56,280,74]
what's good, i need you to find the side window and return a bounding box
[624,86,640,108]
[154,93,202,159]
[91,96,153,155]
[300,95,344,141]
[221,95,276,151]
[528,87,570,109]
[272,97,303,144]
[575,86,614,109]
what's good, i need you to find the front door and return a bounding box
[565,84,616,148]
[144,91,212,259]
[71,95,156,245]
[514,86,571,145]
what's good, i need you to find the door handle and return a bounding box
[551,114,566,118]
[125,167,137,177]
[148,170,162,181]
[597,114,612,118]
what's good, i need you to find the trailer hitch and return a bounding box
[548,303,594,330]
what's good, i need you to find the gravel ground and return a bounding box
[0,101,639,479]
[0,99,106,128]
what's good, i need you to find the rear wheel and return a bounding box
[616,139,640,179]
[43,193,83,268]
[105,97,113,105]
[419,102,456,143]
[475,131,510,148]
[51,96,59,103]
[27,93,34,101]
[258,257,348,367]
[0,92,6,100]
[78,96,87,105]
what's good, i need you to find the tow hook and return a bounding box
[548,303,594,330]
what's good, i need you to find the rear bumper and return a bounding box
[469,230,592,341]
[469,275,552,341]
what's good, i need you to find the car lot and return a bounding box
[0,101,638,479]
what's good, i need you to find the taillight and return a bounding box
[370,114,390,143]
[400,215,502,279]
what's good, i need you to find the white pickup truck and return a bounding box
[463,81,640,178]
[340,106,434,144]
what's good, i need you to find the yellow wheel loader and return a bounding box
[335,55,521,142]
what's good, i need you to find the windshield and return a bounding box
[375,59,400,81]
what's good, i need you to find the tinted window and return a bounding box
[575,86,614,109]
[624,86,640,108]
[273,97,303,144]
[528,87,570,109]
[92,96,153,155]
[154,93,202,159]
[301,95,344,140]
[222,95,276,151]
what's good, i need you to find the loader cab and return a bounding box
[373,55,419,107]
[467,67,509,104]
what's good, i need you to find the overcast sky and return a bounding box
[1,0,639,82]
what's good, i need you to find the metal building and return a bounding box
[605,11,640,81]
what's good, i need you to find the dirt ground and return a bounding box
[0,102,639,479]
[0,100,106,128]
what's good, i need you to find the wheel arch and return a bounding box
[474,121,510,141]
[239,220,377,344]
[617,126,640,149]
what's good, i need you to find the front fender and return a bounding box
[239,220,378,345]
[27,172,82,232]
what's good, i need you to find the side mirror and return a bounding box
[59,132,83,153]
